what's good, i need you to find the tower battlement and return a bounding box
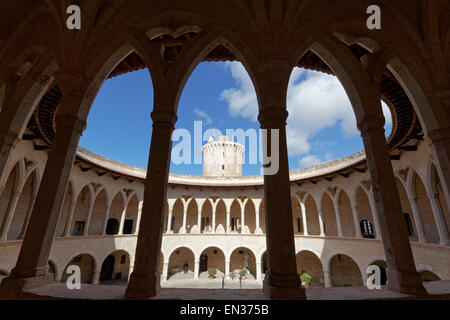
[202,136,245,177]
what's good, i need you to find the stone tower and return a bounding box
[202,136,245,177]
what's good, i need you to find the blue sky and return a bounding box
[80,62,392,176]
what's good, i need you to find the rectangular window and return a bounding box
[297,218,302,233]
[404,213,414,237]
[73,221,85,236]
[123,219,133,234]
[171,217,175,231]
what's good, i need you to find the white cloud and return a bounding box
[219,63,394,158]
[219,62,258,121]
[193,107,213,126]
[299,155,322,168]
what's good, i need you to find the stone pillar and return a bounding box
[225,260,230,276]
[0,113,86,296]
[17,193,37,239]
[101,202,111,236]
[426,127,450,211]
[300,202,308,236]
[323,270,332,288]
[194,260,200,279]
[259,105,305,300]
[351,204,362,238]
[0,131,19,189]
[317,207,325,237]
[256,262,262,281]
[333,202,343,237]
[226,210,230,233]
[240,205,245,234]
[358,114,425,295]
[82,198,95,236]
[63,200,76,237]
[91,271,100,285]
[255,209,261,234]
[181,207,188,234]
[211,206,216,234]
[197,209,202,234]
[118,206,128,236]
[161,262,169,281]
[408,196,427,243]
[0,191,22,241]
[166,209,173,234]
[125,110,177,299]
[427,192,450,245]
[134,201,143,235]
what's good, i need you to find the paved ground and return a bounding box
[24,280,450,300]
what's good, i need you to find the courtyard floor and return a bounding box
[23,279,450,300]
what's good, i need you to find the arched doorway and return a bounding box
[167,247,195,280]
[329,254,363,287]
[100,255,115,282]
[296,250,324,287]
[61,254,95,284]
[198,247,225,279]
[229,247,257,279]
[100,250,130,283]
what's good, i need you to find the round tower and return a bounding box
[202,136,245,177]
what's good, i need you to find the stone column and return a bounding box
[125,110,177,299]
[101,202,111,235]
[63,200,76,237]
[259,105,305,300]
[0,131,20,189]
[181,207,188,234]
[351,204,362,238]
[0,113,86,296]
[256,262,262,281]
[317,206,325,237]
[407,196,427,243]
[226,210,230,233]
[300,202,308,236]
[18,193,37,239]
[240,205,245,234]
[358,114,425,295]
[118,206,128,236]
[255,209,261,234]
[211,205,216,234]
[134,201,143,235]
[0,191,22,241]
[426,126,450,211]
[323,270,332,288]
[161,262,169,281]
[91,271,100,285]
[197,209,202,234]
[82,198,95,236]
[427,192,450,245]
[194,260,200,279]
[166,209,173,234]
[225,260,230,276]
[333,202,343,237]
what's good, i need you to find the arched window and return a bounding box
[360,220,375,238]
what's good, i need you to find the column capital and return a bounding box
[151,110,177,127]
[357,115,385,135]
[55,114,87,135]
[258,106,288,128]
